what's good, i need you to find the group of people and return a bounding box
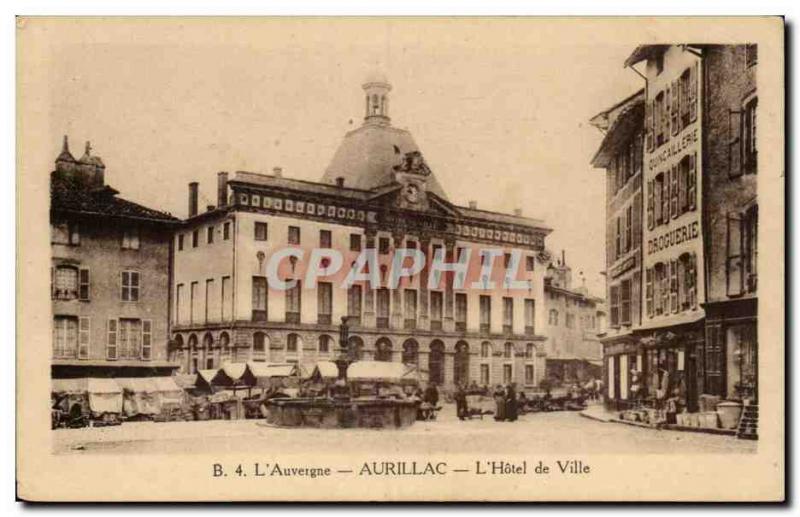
[491,384,519,422]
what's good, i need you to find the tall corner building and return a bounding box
[170,76,553,391]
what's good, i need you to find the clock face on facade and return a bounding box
[403,183,420,204]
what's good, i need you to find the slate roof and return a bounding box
[51,174,178,224]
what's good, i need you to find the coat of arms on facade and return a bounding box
[394,150,432,177]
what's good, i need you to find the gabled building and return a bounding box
[589,89,645,408]
[170,76,553,391]
[51,137,180,378]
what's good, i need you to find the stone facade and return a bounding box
[50,138,180,378]
[170,77,551,392]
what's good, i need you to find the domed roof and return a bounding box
[320,123,449,200]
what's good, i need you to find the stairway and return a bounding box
[736,403,758,440]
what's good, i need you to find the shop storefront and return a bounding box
[703,298,758,404]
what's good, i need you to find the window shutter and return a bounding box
[664,87,671,142]
[689,61,698,123]
[632,192,642,250]
[121,271,129,301]
[687,153,697,211]
[689,253,698,309]
[106,319,118,360]
[661,172,670,222]
[51,267,55,299]
[647,180,654,230]
[661,264,670,313]
[632,271,641,326]
[645,268,653,318]
[678,159,688,212]
[142,320,152,360]
[671,79,680,135]
[78,317,90,359]
[645,100,654,152]
[670,259,679,313]
[670,165,679,218]
[726,214,744,296]
[79,268,90,301]
[728,109,743,178]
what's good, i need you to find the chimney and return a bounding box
[513,208,522,216]
[468,200,477,209]
[273,167,283,178]
[335,176,345,188]
[188,182,199,217]
[217,172,228,207]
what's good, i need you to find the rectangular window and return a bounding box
[318,282,333,324]
[192,230,199,248]
[78,268,90,301]
[350,233,362,252]
[615,216,622,259]
[189,281,198,323]
[118,318,142,359]
[404,289,417,329]
[175,284,183,323]
[525,364,534,385]
[285,281,301,323]
[620,279,631,325]
[502,297,513,334]
[670,259,679,313]
[743,97,758,174]
[221,276,231,321]
[121,271,140,302]
[646,180,654,230]
[479,295,491,333]
[625,205,632,253]
[687,152,697,210]
[223,222,231,240]
[376,288,390,328]
[455,293,468,331]
[348,285,363,325]
[51,221,80,245]
[254,222,268,241]
[671,78,681,135]
[727,213,744,297]
[746,44,758,67]
[480,364,490,386]
[320,229,332,248]
[670,165,679,218]
[379,237,390,255]
[288,226,300,245]
[106,319,117,360]
[503,364,513,385]
[503,253,512,270]
[252,276,268,321]
[207,226,214,244]
[205,279,214,322]
[122,227,140,250]
[430,291,443,329]
[524,299,535,335]
[141,320,152,360]
[662,170,670,222]
[525,256,535,272]
[178,234,184,251]
[654,175,663,225]
[609,285,620,327]
[53,316,79,359]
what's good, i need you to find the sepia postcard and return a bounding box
[16,16,784,502]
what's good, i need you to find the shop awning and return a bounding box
[347,361,418,384]
[636,312,704,332]
[309,361,339,380]
[115,377,158,393]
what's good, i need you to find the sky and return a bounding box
[38,18,643,297]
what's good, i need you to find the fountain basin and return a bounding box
[265,397,418,429]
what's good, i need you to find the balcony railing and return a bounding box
[455,321,467,332]
[404,319,417,330]
[376,317,389,329]
[252,310,267,322]
[503,324,513,334]
[480,323,490,333]
[525,325,535,336]
[430,320,442,331]
[285,312,301,324]
[317,314,332,325]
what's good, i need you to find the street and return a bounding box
[53,403,756,456]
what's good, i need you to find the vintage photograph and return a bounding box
[16,17,784,501]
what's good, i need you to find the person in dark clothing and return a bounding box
[454,384,468,420]
[423,383,439,406]
[505,384,518,421]
[517,391,528,413]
